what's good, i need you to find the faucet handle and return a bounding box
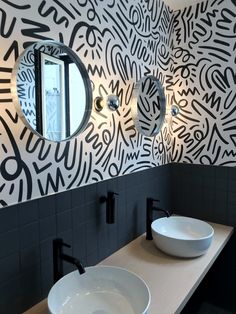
[100,192,119,203]
[54,238,71,249]
[147,197,160,203]
[61,241,71,248]
[108,191,119,197]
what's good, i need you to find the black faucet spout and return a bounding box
[152,206,171,218]
[61,253,85,275]
[53,238,85,283]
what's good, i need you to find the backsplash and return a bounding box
[0,0,174,208]
[0,165,171,314]
[171,162,236,313]
[171,0,236,165]
[1,161,235,314]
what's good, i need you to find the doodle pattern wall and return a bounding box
[0,0,174,207]
[171,0,236,165]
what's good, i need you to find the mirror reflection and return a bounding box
[131,76,166,137]
[11,40,92,141]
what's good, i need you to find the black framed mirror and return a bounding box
[131,76,166,137]
[11,40,92,141]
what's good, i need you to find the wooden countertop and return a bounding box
[24,221,233,314]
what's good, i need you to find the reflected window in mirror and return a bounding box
[11,40,92,142]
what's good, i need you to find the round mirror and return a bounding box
[11,40,92,141]
[131,76,166,137]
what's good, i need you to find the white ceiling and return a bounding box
[163,0,208,10]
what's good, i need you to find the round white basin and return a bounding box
[151,216,214,258]
[48,265,150,314]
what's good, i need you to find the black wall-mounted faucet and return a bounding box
[146,198,171,240]
[53,238,85,283]
[100,191,118,224]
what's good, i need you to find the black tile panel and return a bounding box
[40,260,54,298]
[0,205,18,234]
[227,178,236,194]
[56,209,72,234]
[72,222,86,258]
[85,218,99,257]
[0,266,41,314]
[18,199,39,226]
[115,174,126,191]
[96,180,107,200]
[71,186,86,208]
[38,195,56,218]
[106,176,119,192]
[85,201,99,222]
[55,190,72,213]
[228,191,236,206]
[40,238,54,262]
[227,205,236,227]
[0,253,20,284]
[20,222,39,250]
[172,163,236,229]
[0,229,19,258]
[84,182,97,205]
[20,246,40,272]
[72,204,86,226]
[39,215,56,241]
[86,251,101,267]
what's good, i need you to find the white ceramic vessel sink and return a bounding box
[48,265,150,314]
[151,216,214,258]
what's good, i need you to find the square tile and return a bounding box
[18,199,39,226]
[0,253,20,283]
[0,205,18,234]
[20,222,39,250]
[85,220,98,256]
[20,246,40,271]
[39,216,56,241]
[55,190,72,213]
[38,195,56,218]
[84,183,98,205]
[56,210,72,233]
[71,186,86,208]
[0,230,19,258]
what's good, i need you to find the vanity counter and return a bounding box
[24,221,233,314]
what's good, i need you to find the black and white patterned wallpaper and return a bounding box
[171,0,236,165]
[1,0,235,208]
[0,0,174,207]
